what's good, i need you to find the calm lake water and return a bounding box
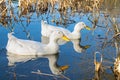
[0,0,120,80]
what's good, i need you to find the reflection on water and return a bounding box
[42,36,90,53]
[0,0,120,80]
[7,52,68,75]
[71,39,90,53]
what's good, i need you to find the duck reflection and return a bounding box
[71,39,90,53]
[41,36,90,53]
[7,52,69,75]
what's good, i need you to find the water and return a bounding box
[0,0,120,80]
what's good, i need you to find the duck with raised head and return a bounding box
[41,20,91,40]
[6,31,69,56]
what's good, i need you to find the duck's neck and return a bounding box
[71,29,81,39]
[49,37,58,45]
[72,39,83,53]
[71,25,82,39]
[72,30,79,34]
[73,25,83,33]
[47,38,59,53]
[48,55,59,69]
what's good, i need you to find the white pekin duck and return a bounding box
[6,31,69,56]
[7,53,69,75]
[41,20,91,40]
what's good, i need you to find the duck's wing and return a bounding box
[49,25,72,37]
[15,39,45,54]
[7,33,45,55]
[42,23,61,37]
[41,21,54,37]
[58,27,71,34]
[41,21,71,37]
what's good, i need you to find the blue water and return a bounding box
[0,1,118,80]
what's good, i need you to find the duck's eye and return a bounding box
[57,31,62,34]
[82,23,85,25]
[59,70,62,72]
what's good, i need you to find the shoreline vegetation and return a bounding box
[0,0,119,31]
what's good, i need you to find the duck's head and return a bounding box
[74,22,91,32]
[48,54,69,75]
[51,31,70,41]
[51,65,69,75]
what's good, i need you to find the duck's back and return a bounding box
[41,21,59,37]
[41,20,71,37]
[6,33,45,55]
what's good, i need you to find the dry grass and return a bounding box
[113,57,120,80]
[0,0,7,26]
[1,0,119,26]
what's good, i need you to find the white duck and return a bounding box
[41,20,91,40]
[6,31,69,56]
[7,53,69,75]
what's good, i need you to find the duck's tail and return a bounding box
[41,20,47,26]
[8,32,15,39]
[41,20,47,24]
[41,20,48,35]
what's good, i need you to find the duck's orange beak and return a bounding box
[60,65,69,71]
